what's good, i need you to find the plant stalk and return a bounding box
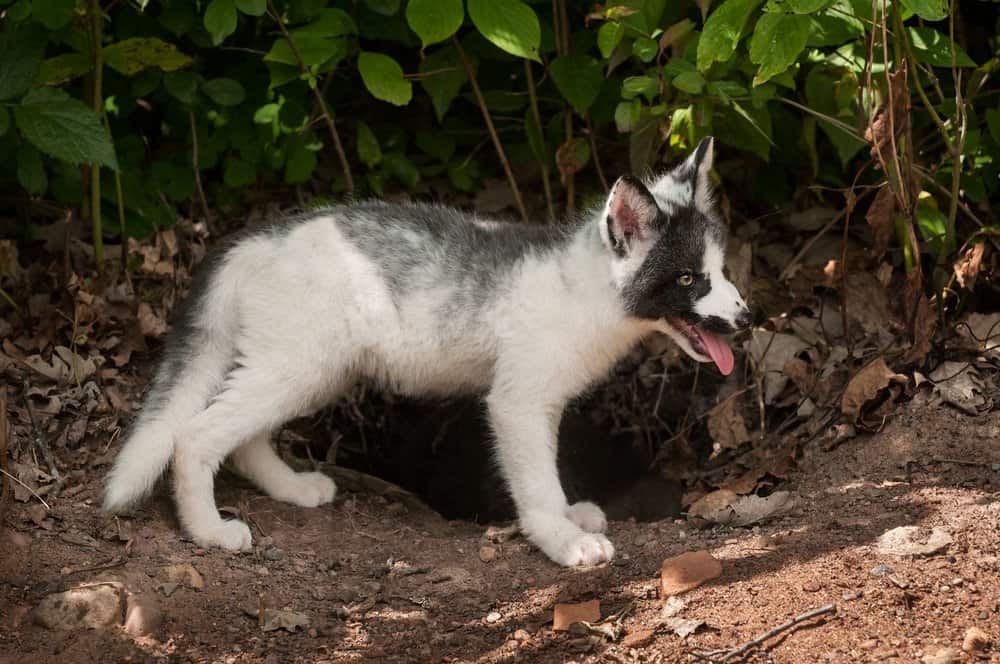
[90,0,104,273]
[524,60,556,222]
[453,36,528,222]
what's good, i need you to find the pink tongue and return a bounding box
[695,329,735,376]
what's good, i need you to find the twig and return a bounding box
[524,60,556,222]
[60,555,128,577]
[267,0,354,195]
[0,389,10,521]
[452,35,528,222]
[189,110,213,230]
[23,378,62,491]
[0,468,50,510]
[692,604,837,662]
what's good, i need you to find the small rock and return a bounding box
[163,563,205,590]
[871,565,895,576]
[660,596,686,618]
[660,551,722,596]
[842,591,856,601]
[877,526,952,557]
[860,639,878,650]
[962,626,990,654]
[479,545,497,563]
[622,628,655,648]
[664,617,705,638]
[256,566,270,577]
[513,629,531,641]
[34,583,124,630]
[553,600,600,631]
[921,647,959,664]
[263,548,286,562]
[802,581,822,592]
[486,611,502,624]
[157,582,180,597]
[123,594,162,636]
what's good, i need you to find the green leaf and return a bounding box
[34,53,92,86]
[383,152,420,188]
[17,142,47,194]
[284,136,318,183]
[901,0,947,21]
[419,45,469,121]
[356,121,382,167]
[223,156,257,187]
[597,22,625,58]
[715,98,772,160]
[164,70,199,104]
[415,130,456,162]
[0,23,46,100]
[549,55,603,116]
[524,107,547,163]
[358,51,413,105]
[365,0,402,16]
[265,35,349,67]
[406,0,464,47]
[204,0,238,46]
[807,2,863,48]
[632,37,658,63]
[235,0,266,16]
[986,108,1000,144]
[672,70,705,94]
[785,0,833,12]
[467,0,540,62]
[696,0,765,72]
[202,78,246,106]
[749,12,810,85]
[622,75,657,100]
[14,87,118,170]
[32,0,75,30]
[916,196,948,254]
[614,99,642,132]
[253,102,281,124]
[103,38,193,75]
[906,27,975,67]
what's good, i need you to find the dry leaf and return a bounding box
[745,331,811,404]
[953,242,985,290]
[707,395,751,452]
[688,490,795,527]
[660,551,722,596]
[242,606,311,633]
[664,616,704,638]
[929,362,990,414]
[959,312,1000,361]
[840,357,907,420]
[865,68,909,166]
[865,186,895,258]
[901,270,936,365]
[162,563,205,590]
[138,303,168,338]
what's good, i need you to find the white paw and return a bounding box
[566,501,607,533]
[282,471,337,508]
[554,532,615,567]
[192,519,253,551]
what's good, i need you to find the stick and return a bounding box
[267,0,354,196]
[692,604,837,662]
[0,391,11,520]
[452,36,528,223]
[23,378,62,491]
[189,110,213,230]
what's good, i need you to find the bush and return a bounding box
[0,0,996,293]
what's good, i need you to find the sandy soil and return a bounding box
[1,396,998,663]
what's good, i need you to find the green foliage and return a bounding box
[0,0,994,289]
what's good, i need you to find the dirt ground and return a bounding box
[1,392,997,663]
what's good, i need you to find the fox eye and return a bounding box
[676,272,694,287]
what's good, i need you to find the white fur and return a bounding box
[694,235,747,324]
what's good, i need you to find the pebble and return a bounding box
[921,647,959,664]
[513,629,531,641]
[486,611,502,624]
[256,566,270,577]
[34,583,124,630]
[962,626,990,654]
[123,594,163,637]
[871,565,895,576]
[860,639,878,650]
[479,545,497,563]
[264,548,286,562]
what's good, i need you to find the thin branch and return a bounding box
[267,0,354,196]
[89,0,104,273]
[524,60,556,222]
[585,115,609,192]
[452,36,528,222]
[189,110,213,228]
[24,378,62,491]
[692,604,837,662]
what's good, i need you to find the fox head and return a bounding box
[599,137,751,375]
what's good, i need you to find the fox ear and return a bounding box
[603,175,659,256]
[675,136,715,212]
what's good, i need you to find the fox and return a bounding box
[104,137,750,567]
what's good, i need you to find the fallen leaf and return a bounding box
[566,602,632,642]
[660,596,686,618]
[138,303,168,338]
[663,616,704,638]
[660,551,722,596]
[707,395,752,452]
[162,563,205,590]
[553,600,600,632]
[688,490,795,527]
[959,312,1000,361]
[745,331,811,404]
[242,606,311,633]
[841,357,907,420]
[865,68,908,166]
[876,526,952,557]
[953,242,985,291]
[929,362,990,414]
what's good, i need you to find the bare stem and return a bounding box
[90,0,104,274]
[585,115,609,192]
[267,0,354,196]
[453,36,528,222]
[189,110,213,228]
[524,60,556,222]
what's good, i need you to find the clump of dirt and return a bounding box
[1,399,997,663]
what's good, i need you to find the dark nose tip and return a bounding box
[735,309,753,330]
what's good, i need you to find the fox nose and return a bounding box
[735,308,753,330]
